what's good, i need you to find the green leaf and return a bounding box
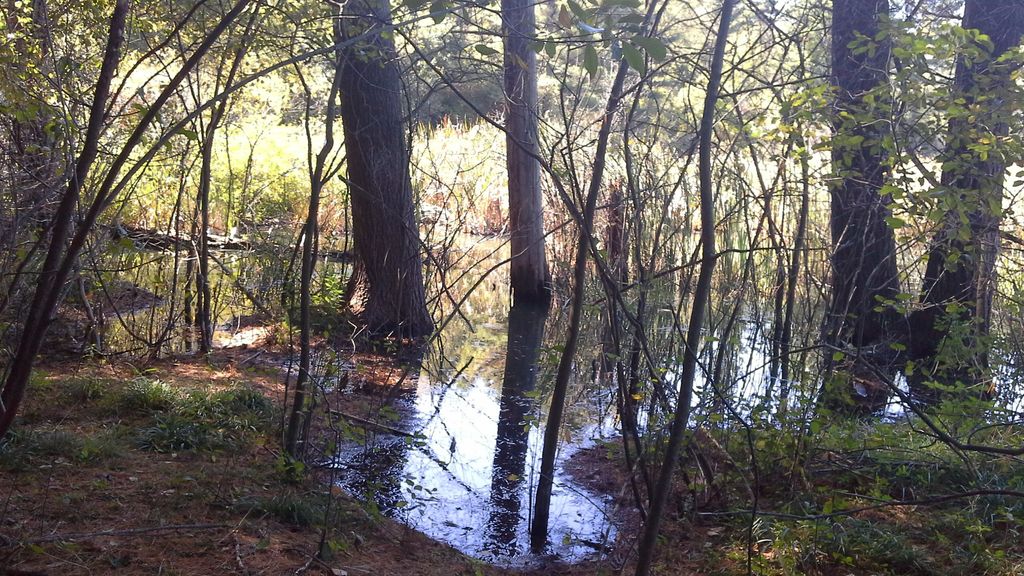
[429,0,447,23]
[566,0,589,21]
[582,44,599,77]
[622,43,645,73]
[474,44,498,56]
[633,36,667,61]
[884,216,906,229]
[832,351,845,362]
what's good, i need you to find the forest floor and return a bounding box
[0,336,640,576]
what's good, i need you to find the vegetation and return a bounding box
[1,0,1024,574]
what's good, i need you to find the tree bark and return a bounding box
[502,0,550,306]
[908,0,1024,402]
[824,0,901,412]
[338,0,432,338]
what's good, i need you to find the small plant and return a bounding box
[136,413,215,452]
[236,492,326,527]
[31,429,85,458]
[77,429,128,462]
[112,377,177,415]
[65,378,107,403]
[0,430,35,470]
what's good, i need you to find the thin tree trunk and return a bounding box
[0,0,129,438]
[529,56,632,554]
[284,10,345,457]
[194,5,258,353]
[0,0,250,439]
[634,1,734,573]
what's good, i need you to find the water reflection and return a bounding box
[485,303,547,556]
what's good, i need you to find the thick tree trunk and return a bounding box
[908,0,1024,402]
[502,0,550,306]
[824,0,901,412]
[338,0,432,338]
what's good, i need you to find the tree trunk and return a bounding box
[530,55,632,556]
[502,0,550,307]
[338,0,432,338]
[634,2,734,573]
[0,0,250,439]
[284,10,344,458]
[824,0,901,412]
[908,0,1024,402]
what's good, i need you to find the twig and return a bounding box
[697,488,1024,521]
[14,523,229,544]
[328,410,418,438]
[294,553,316,575]
[230,533,252,576]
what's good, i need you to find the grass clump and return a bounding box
[136,413,216,452]
[235,492,327,527]
[111,377,177,415]
[65,377,107,403]
[0,427,128,469]
[135,385,275,453]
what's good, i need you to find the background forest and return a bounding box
[2,0,1024,574]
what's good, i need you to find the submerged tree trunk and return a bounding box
[338,0,432,338]
[502,0,550,307]
[824,0,901,412]
[908,0,1024,402]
